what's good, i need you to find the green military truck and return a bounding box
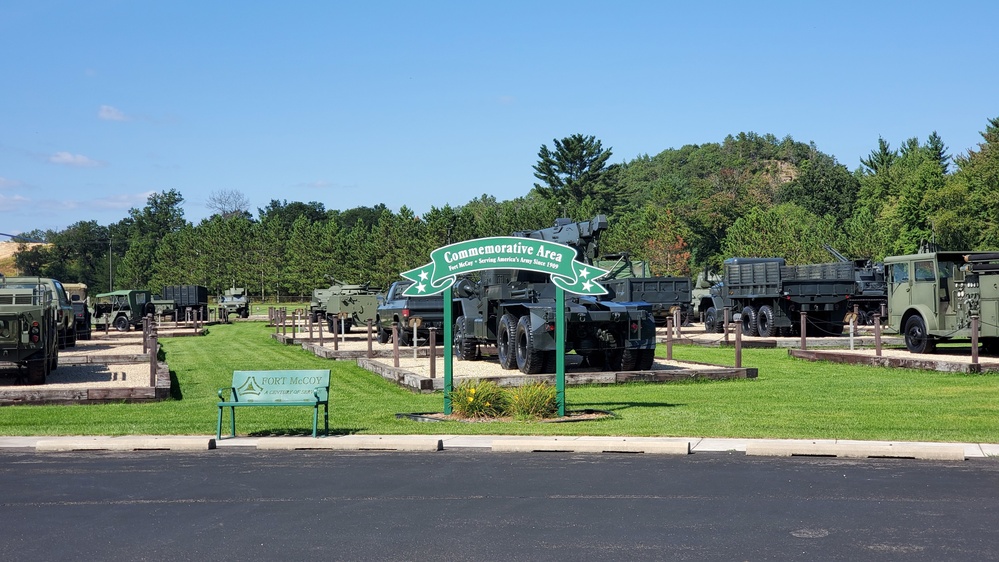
[0,275,60,384]
[885,249,999,354]
[90,290,156,332]
[63,282,91,340]
[217,286,251,319]
[4,276,76,348]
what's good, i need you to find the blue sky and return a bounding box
[2,1,997,236]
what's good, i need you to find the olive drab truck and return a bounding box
[885,250,999,355]
[310,279,381,334]
[217,286,251,319]
[90,290,155,332]
[62,282,92,340]
[0,275,60,384]
[451,216,658,374]
[700,257,856,337]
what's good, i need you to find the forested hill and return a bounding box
[11,117,999,299]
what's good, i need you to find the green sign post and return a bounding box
[399,236,609,416]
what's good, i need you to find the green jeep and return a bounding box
[0,276,60,384]
[90,290,155,332]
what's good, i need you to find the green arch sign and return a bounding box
[401,236,609,297]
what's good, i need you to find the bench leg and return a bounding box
[312,405,319,438]
[217,407,223,440]
[229,406,236,438]
[323,403,329,437]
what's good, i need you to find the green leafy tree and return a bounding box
[532,134,614,211]
[722,203,840,264]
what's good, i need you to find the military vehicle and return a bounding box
[376,280,444,345]
[699,257,856,337]
[310,279,381,333]
[824,245,888,325]
[885,249,999,355]
[90,290,155,331]
[0,275,60,384]
[4,276,76,348]
[594,253,693,326]
[62,282,91,340]
[451,216,657,374]
[160,285,209,320]
[217,286,251,319]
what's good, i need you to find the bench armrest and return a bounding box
[218,387,236,401]
[313,387,329,402]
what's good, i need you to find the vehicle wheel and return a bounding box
[497,313,518,370]
[515,315,545,374]
[757,305,776,338]
[904,315,936,354]
[240,308,249,319]
[981,338,999,356]
[606,348,625,371]
[636,348,656,370]
[27,352,47,385]
[704,307,718,333]
[113,315,130,332]
[620,349,638,371]
[740,306,758,337]
[310,312,319,324]
[80,328,91,341]
[453,316,479,361]
[58,329,67,350]
[542,351,558,373]
[377,325,390,344]
[143,302,156,317]
[67,327,77,348]
[398,325,411,347]
[49,351,58,371]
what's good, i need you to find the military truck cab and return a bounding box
[885,251,999,354]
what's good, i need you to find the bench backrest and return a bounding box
[230,370,330,403]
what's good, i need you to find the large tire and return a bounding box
[704,307,718,333]
[453,316,479,361]
[757,305,776,338]
[240,308,249,319]
[113,315,130,332]
[67,327,77,348]
[620,349,638,371]
[377,325,390,344]
[27,352,48,385]
[542,351,558,373]
[740,306,758,337]
[636,348,656,370]
[515,315,544,374]
[981,337,999,356]
[497,313,518,370]
[904,315,936,354]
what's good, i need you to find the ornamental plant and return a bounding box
[449,380,508,418]
[508,381,559,420]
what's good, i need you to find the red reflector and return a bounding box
[402,309,410,318]
[546,324,555,332]
[631,322,639,331]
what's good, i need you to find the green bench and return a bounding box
[217,369,331,439]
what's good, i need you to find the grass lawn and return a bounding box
[1,322,998,443]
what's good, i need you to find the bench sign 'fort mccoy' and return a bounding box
[400,236,609,297]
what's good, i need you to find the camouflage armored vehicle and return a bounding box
[90,290,155,332]
[885,249,999,355]
[451,216,657,374]
[217,286,250,319]
[5,276,76,348]
[0,275,59,384]
[310,279,380,333]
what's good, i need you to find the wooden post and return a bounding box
[308,314,313,341]
[142,315,149,353]
[429,327,437,379]
[799,312,807,351]
[392,322,400,368]
[332,314,338,351]
[366,319,373,358]
[413,323,418,360]
[849,310,856,351]
[318,314,324,347]
[723,307,730,345]
[666,317,673,361]
[674,308,682,339]
[735,318,742,368]
[149,334,158,387]
[874,314,882,357]
[972,316,980,365]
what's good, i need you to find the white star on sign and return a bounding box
[579,267,590,279]
[418,269,429,281]
[582,280,593,291]
[416,283,427,293]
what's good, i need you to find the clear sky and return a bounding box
[2,0,996,236]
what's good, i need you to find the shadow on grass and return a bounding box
[248,427,364,437]
[169,370,182,400]
[579,401,684,411]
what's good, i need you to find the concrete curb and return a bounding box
[746,440,966,461]
[491,437,690,455]
[254,435,444,451]
[34,436,215,452]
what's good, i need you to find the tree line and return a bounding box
[14,117,999,300]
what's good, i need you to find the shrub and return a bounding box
[509,381,558,420]
[450,380,508,418]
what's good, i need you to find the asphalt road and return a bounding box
[2,450,997,561]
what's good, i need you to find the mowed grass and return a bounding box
[1,321,998,443]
